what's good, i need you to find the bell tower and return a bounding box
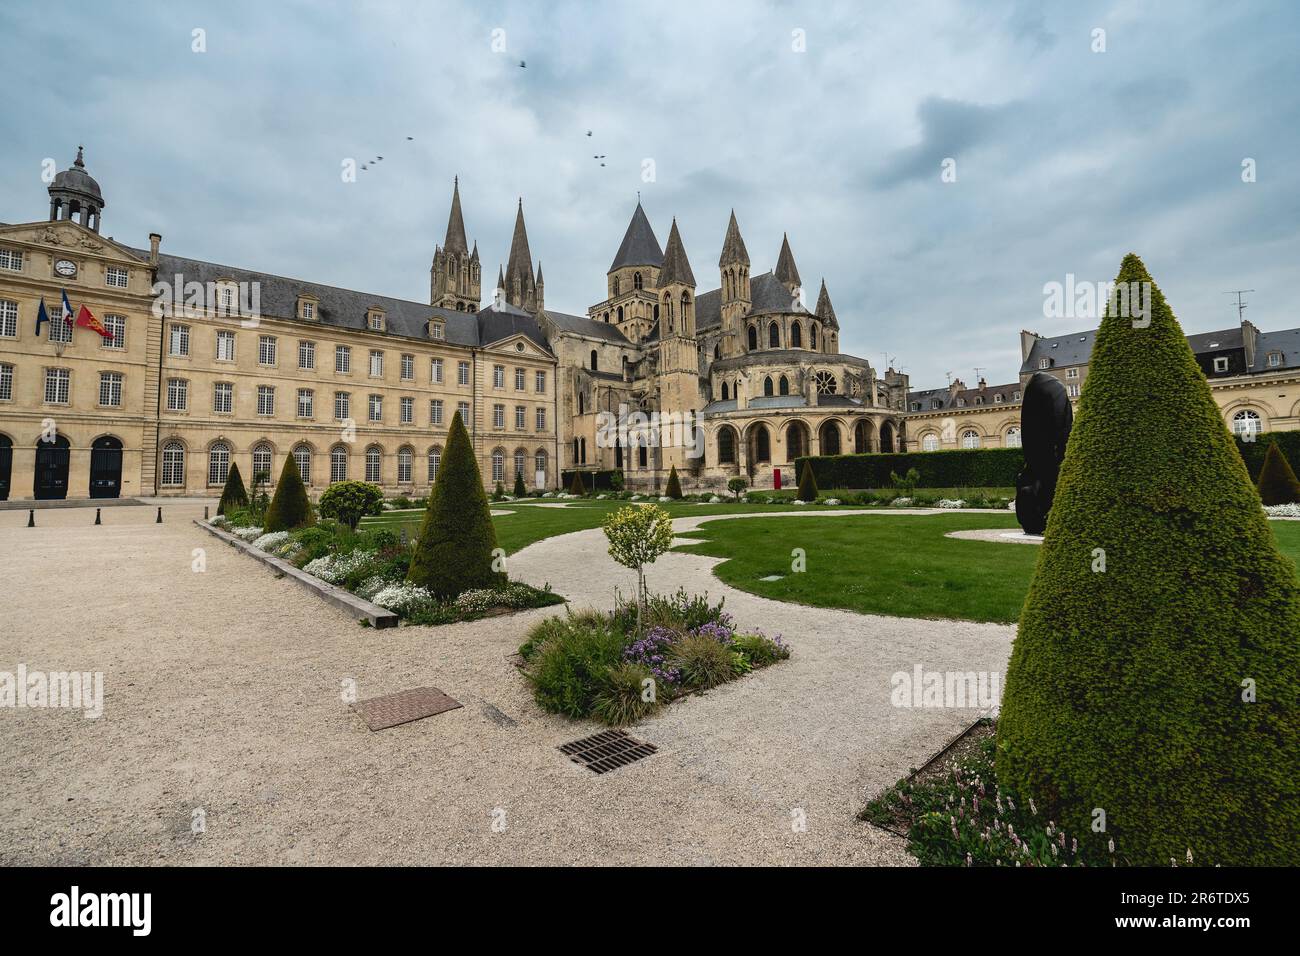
[655,218,700,475]
[430,178,481,312]
[48,146,105,233]
[718,209,750,356]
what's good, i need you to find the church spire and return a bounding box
[774,232,801,290]
[609,200,663,273]
[815,278,838,329]
[718,209,749,267]
[506,198,534,283]
[443,176,469,255]
[658,218,696,287]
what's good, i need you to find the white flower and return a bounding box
[936,498,966,509]
[793,499,807,506]
[1007,499,1017,511]
[658,496,671,502]
[824,498,841,506]
[1264,503,1300,518]
[371,582,437,614]
[891,497,912,507]
[251,530,291,551]
[231,526,264,542]
[709,495,722,503]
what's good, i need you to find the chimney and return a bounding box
[1020,330,1041,364]
[1242,318,1259,368]
[148,233,161,266]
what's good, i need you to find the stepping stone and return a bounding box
[351,686,462,731]
[759,574,785,582]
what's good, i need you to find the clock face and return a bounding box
[54,259,77,278]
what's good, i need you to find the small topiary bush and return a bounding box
[727,477,748,501]
[262,454,312,532]
[1257,441,1300,505]
[217,462,248,516]
[797,459,819,502]
[513,471,527,497]
[569,470,587,495]
[665,466,683,499]
[318,481,384,530]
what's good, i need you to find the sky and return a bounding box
[1,0,1297,388]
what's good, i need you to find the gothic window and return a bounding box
[590,350,598,371]
[769,322,780,348]
[810,324,817,349]
[717,426,737,465]
[764,376,773,396]
[747,326,758,351]
[713,345,720,361]
[779,375,789,395]
[721,381,730,401]
[753,425,771,463]
[617,305,624,322]
[634,272,642,290]
[613,277,621,296]
[791,322,802,348]
[814,371,837,395]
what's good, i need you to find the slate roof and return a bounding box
[1186,327,1243,353]
[1019,330,1097,374]
[658,219,696,287]
[1252,328,1300,372]
[1019,324,1300,376]
[541,309,632,344]
[907,382,1021,411]
[138,248,551,352]
[609,202,663,272]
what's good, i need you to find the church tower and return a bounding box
[430,178,481,312]
[774,232,803,307]
[718,210,750,356]
[504,199,540,312]
[814,278,839,353]
[594,200,662,341]
[48,146,105,233]
[656,219,701,474]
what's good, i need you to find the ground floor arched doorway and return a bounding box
[0,435,11,500]
[90,435,124,498]
[35,434,71,500]
[818,420,842,456]
[879,422,895,454]
[853,419,873,454]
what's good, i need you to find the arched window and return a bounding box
[208,442,230,486]
[810,324,817,350]
[653,304,660,323]
[617,305,624,322]
[714,345,721,361]
[293,444,311,484]
[791,322,802,348]
[747,325,758,351]
[1232,409,1262,437]
[721,381,730,402]
[397,446,413,483]
[961,430,981,449]
[638,443,648,467]
[922,433,941,452]
[613,277,620,296]
[752,425,771,463]
[764,376,774,397]
[331,446,348,483]
[365,446,381,483]
[162,441,185,487]
[717,426,737,465]
[779,375,790,396]
[819,421,841,456]
[534,449,547,483]
[1004,427,1021,449]
[680,291,691,331]
[577,392,585,415]
[514,449,526,482]
[590,349,598,371]
[634,272,642,290]
[786,423,808,460]
[252,443,272,480]
[853,420,872,453]
[769,322,780,348]
[492,450,504,484]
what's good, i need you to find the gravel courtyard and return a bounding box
[0,503,1014,866]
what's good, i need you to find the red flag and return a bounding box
[75,303,113,340]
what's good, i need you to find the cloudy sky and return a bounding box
[2,0,1297,387]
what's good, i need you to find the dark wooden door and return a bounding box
[34,436,70,500]
[89,436,123,498]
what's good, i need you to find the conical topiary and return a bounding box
[407,411,505,598]
[217,461,248,516]
[569,470,586,495]
[262,453,312,531]
[665,465,683,499]
[797,460,818,501]
[996,253,1300,866]
[1257,441,1300,505]
[514,471,527,497]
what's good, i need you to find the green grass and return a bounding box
[675,512,1300,625]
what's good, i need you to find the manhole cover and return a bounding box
[559,729,658,774]
[351,686,462,731]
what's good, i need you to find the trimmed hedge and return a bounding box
[1236,431,1300,482]
[665,465,683,499]
[795,447,1023,490]
[407,411,506,599]
[217,462,248,516]
[560,469,620,492]
[262,454,311,532]
[1258,441,1300,505]
[996,253,1300,866]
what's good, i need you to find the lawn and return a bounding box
[674,513,1300,625]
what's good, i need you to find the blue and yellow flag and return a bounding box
[35,297,49,335]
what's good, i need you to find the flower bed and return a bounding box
[210,511,562,625]
[1264,503,1300,518]
[518,588,790,726]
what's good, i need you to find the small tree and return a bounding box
[493,481,506,500]
[513,471,527,497]
[797,460,819,501]
[569,470,587,495]
[217,462,248,516]
[602,504,674,632]
[407,411,505,598]
[727,477,748,501]
[262,454,312,532]
[318,480,384,530]
[665,465,683,499]
[890,467,920,495]
[1257,441,1300,505]
[609,470,625,492]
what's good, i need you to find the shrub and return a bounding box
[623,625,684,686]
[407,411,506,599]
[569,470,587,495]
[217,462,248,516]
[996,253,1300,866]
[669,632,735,690]
[591,663,661,726]
[797,460,819,502]
[525,616,627,719]
[318,481,384,530]
[727,477,748,501]
[731,631,790,668]
[890,467,920,494]
[614,587,730,635]
[609,470,625,492]
[665,466,683,499]
[602,505,675,631]
[262,454,312,532]
[797,447,1024,490]
[513,471,527,497]
[1235,431,1300,481]
[1257,441,1300,505]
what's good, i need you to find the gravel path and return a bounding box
[0,504,1013,866]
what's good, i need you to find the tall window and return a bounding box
[101,314,125,349]
[294,445,311,483]
[493,365,505,389]
[961,430,981,449]
[432,357,444,383]
[458,361,470,385]
[48,305,71,344]
[257,385,275,416]
[747,326,758,351]
[515,405,526,430]
[297,388,313,418]
[430,399,444,425]
[764,376,773,396]
[208,442,231,485]
[493,404,505,429]
[213,382,233,413]
[428,447,442,481]
[1004,427,1022,449]
[769,322,779,348]
[365,447,381,482]
[810,324,817,349]
[430,322,444,340]
[216,330,235,361]
[0,300,16,338]
[514,450,526,481]
[368,394,382,422]
[369,350,383,377]
[0,363,12,401]
[334,391,350,420]
[401,354,414,380]
[98,371,123,407]
[161,441,185,486]
[253,443,272,479]
[535,370,546,393]
[166,378,187,411]
[791,322,802,348]
[105,265,129,288]
[515,368,525,390]
[534,450,546,481]
[457,401,470,423]
[536,407,546,431]
[1232,409,1261,437]
[397,447,413,483]
[298,340,315,369]
[400,396,413,424]
[330,446,348,483]
[590,350,598,371]
[922,434,940,452]
[258,335,277,366]
[492,451,504,483]
[335,345,351,372]
[169,324,190,356]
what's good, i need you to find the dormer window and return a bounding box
[298,295,318,321]
[994,394,1004,403]
[956,398,966,407]
[213,279,239,317]
[1267,351,1282,367]
[1013,391,1022,401]
[1213,357,1229,373]
[430,321,445,340]
[1038,358,1050,369]
[367,308,386,332]
[974,396,983,406]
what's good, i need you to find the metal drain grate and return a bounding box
[559,729,658,774]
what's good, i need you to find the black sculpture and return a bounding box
[1014,372,1074,535]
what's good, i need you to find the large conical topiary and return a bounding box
[262,453,312,531]
[569,470,586,495]
[1257,441,1300,505]
[514,471,527,498]
[665,465,683,499]
[217,461,248,516]
[407,411,505,598]
[997,253,1300,866]
[797,460,818,502]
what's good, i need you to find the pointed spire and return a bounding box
[609,201,664,272]
[815,278,838,328]
[470,239,479,261]
[775,233,801,289]
[442,177,469,255]
[506,198,534,284]
[718,209,750,267]
[658,218,696,287]
[497,264,505,289]
[535,262,544,284]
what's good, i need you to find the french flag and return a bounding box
[61,290,75,326]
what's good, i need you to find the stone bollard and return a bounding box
[95,508,102,525]
[204,505,210,520]
[156,506,163,524]
[27,509,35,528]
